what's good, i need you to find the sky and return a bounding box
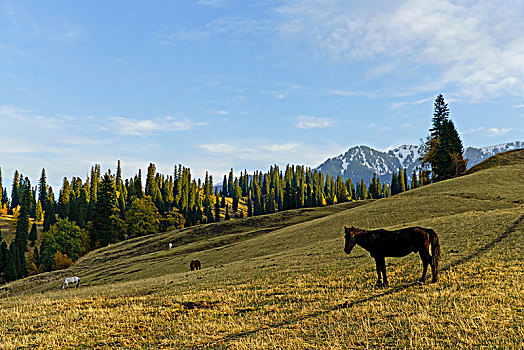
[1,0,523,190]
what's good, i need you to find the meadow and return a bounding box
[0,158,523,349]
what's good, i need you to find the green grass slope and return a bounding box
[1,162,523,349]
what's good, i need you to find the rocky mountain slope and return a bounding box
[316,141,523,184]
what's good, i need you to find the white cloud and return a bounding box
[110,116,205,136]
[295,115,335,129]
[277,0,524,99]
[196,0,230,8]
[260,143,300,152]
[155,17,269,44]
[211,110,229,115]
[200,143,237,154]
[463,126,511,137]
[391,97,434,109]
[58,137,107,145]
[199,140,343,171]
[487,128,511,137]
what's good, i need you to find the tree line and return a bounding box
[0,94,466,282]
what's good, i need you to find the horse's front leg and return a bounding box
[380,257,388,287]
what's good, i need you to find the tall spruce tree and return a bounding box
[232,178,241,212]
[225,204,230,220]
[247,192,253,217]
[0,240,7,274]
[398,168,406,193]
[5,246,19,281]
[58,177,71,219]
[430,94,449,138]
[227,169,234,197]
[214,195,220,222]
[91,173,116,247]
[38,168,48,209]
[29,222,38,243]
[11,170,20,210]
[434,120,467,180]
[222,175,228,197]
[422,94,467,181]
[14,177,31,278]
[43,187,57,232]
[360,179,368,200]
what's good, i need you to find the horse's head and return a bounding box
[344,226,360,255]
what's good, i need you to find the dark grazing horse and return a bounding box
[190,260,201,271]
[344,226,441,286]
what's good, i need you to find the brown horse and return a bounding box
[344,226,440,286]
[190,260,201,271]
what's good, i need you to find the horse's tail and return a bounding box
[76,279,80,288]
[428,229,441,282]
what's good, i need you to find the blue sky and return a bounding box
[1,0,523,190]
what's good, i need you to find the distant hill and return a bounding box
[316,141,523,184]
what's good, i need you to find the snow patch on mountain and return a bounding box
[316,141,522,185]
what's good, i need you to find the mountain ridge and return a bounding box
[316,141,523,184]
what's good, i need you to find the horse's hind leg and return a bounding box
[419,251,430,283]
[374,257,387,286]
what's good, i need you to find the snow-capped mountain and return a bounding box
[316,141,523,184]
[464,141,524,168]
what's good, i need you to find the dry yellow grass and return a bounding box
[0,163,523,349]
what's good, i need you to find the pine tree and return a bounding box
[0,240,7,274]
[411,170,419,189]
[11,170,20,211]
[214,195,220,222]
[225,204,231,220]
[430,94,449,138]
[422,94,466,181]
[14,177,31,278]
[398,168,406,193]
[203,194,214,223]
[221,175,228,197]
[29,222,38,243]
[43,187,57,232]
[360,179,368,200]
[434,120,467,180]
[5,246,19,281]
[228,169,234,197]
[91,173,116,247]
[145,163,162,209]
[335,176,349,203]
[247,195,253,217]
[391,171,399,196]
[232,178,241,212]
[38,168,48,209]
[369,173,381,199]
[58,177,71,219]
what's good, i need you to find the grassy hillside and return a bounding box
[0,163,523,349]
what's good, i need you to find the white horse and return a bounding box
[168,243,172,250]
[61,276,80,289]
